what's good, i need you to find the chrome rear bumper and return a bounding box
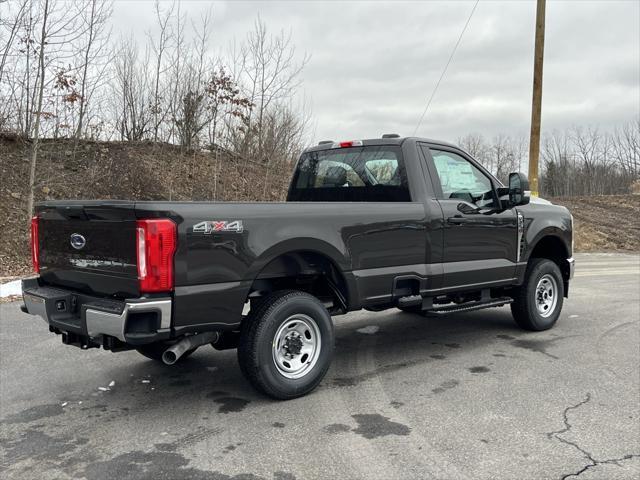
[21,278,172,344]
[85,299,172,341]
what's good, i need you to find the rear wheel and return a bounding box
[237,290,334,399]
[135,342,196,363]
[511,258,564,331]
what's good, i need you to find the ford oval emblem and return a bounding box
[70,233,86,250]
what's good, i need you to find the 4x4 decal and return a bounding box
[193,220,244,234]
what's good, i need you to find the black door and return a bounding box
[421,145,518,290]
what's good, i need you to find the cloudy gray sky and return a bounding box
[112,0,639,143]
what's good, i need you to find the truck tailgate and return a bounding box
[37,201,140,298]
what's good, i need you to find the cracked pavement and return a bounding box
[547,393,639,479]
[1,252,639,479]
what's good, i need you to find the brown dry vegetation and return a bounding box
[0,136,290,276]
[550,195,640,252]
[1,137,638,277]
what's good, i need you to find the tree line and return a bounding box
[458,120,639,196]
[1,0,310,213]
[1,0,638,210]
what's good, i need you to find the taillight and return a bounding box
[136,219,177,293]
[30,216,40,273]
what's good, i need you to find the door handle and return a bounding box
[447,216,467,225]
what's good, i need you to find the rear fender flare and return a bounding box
[242,238,356,307]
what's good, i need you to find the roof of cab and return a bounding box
[303,136,458,153]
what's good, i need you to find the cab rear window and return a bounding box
[287,146,410,202]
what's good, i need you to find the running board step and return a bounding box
[426,297,513,315]
[397,295,423,308]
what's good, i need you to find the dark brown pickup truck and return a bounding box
[22,135,574,399]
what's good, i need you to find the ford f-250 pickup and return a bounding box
[21,135,574,399]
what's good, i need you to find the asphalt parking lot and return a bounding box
[1,252,639,480]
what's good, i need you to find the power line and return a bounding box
[413,0,480,136]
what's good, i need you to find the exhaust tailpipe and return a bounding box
[162,332,219,365]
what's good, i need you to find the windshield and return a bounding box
[287,146,410,202]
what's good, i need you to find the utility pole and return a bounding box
[528,0,546,197]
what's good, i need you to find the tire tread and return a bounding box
[511,257,564,331]
[237,290,330,399]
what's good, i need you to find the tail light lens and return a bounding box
[136,219,177,293]
[30,216,40,273]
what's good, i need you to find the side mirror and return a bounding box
[508,172,530,206]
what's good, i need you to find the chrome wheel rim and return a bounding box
[535,274,558,318]
[272,314,321,379]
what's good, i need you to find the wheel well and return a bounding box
[529,235,570,282]
[246,251,349,315]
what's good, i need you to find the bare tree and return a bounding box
[491,135,527,183]
[458,133,490,170]
[112,36,152,141]
[0,0,29,84]
[74,0,112,139]
[0,0,30,129]
[612,118,640,177]
[27,0,52,218]
[570,126,611,195]
[540,125,637,197]
[148,0,174,141]
[235,17,309,163]
[259,101,311,197]
[165,0,185,144]
[8,1,40,136]
[170,10,213,150]
[541,130,572,196]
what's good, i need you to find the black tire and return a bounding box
[135,342,196,363]
[511,258,564,331]
[237,290,334,400]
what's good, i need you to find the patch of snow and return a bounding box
[0,279,22,298]
[357,325,380,335]
[98,387,110,392]
[141,379,151,384]
[61,402,68,407]
[108,380,115,387]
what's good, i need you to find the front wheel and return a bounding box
[237,290,334,399]
[511,258,564,331]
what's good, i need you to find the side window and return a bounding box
[429,149,496,207]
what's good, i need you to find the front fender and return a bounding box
[523,228,571,264]
[520,204,573,264]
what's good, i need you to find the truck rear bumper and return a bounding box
[21,278,172,347]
